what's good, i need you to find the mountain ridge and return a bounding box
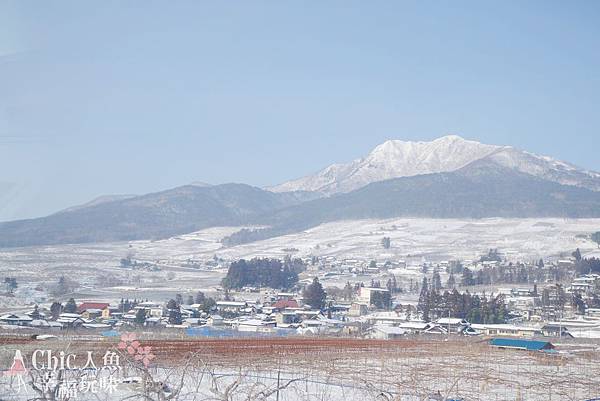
[0,183,316,248]
[222,159,600,246]
[269,135,600,194]
[2,135,600,248]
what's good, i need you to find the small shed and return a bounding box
[490,338,555,351]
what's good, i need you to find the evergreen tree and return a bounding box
[201,297,216,314]
[50,302,63,320]
[302,278,327,310]
[418,277,430,322]
[371,290,392,310]
[56,276,68,296]
[195,291,206,304]
[541,288,551,306]
[342,282,354,300]
[572,292,587,315]
[168,308,182,325]
[447,273,456,288]
[391,275,398,293]
[64,298,77,314]
[432,271,442,292]
[30,304,41,320]
[461,268,475,286]
[186,295,194,305]
[592,232,600,249]
[166,299,178,310]
[175,293,183,306]
[135,308,147,325]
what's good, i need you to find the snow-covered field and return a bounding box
[208,217,600,262]
[1,218,599,309]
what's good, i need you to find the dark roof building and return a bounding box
[490,338,555,351]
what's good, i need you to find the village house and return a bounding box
[216,301,247,315]
[540,324,572,338]
[57,313,86,329]
[490,338,555,352]
[471,323,542,337]
[207,315,224,326]
[77,302,111,320]
[348,302,369,317]
[275,311,299,327]
[396,321,430,334]
[569,274,600,295]
[368,325,406,340]
[134,301,163,318]
[435,318,475,335]
[359,287,390,305]
[271,299,299,311]
[233,318,277,333]
[0,313,33,326]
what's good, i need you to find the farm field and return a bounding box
[1,335,599,400]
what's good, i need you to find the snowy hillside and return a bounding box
[270,135,600,194]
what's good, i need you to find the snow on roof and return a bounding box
[373,326,407,335]
[398,322,429,329]
[216,301,247,307]
[236,319,275,326]
[362,287,389,292]
[82,323,111,329]
[0,314,32,321]
[471,324,541,332]
[437,318,467,325]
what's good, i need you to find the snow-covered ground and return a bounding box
[208,217,600,262]
[1,218,599,309]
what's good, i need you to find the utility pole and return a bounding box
[276,368,281,401]
[447,309,451,339]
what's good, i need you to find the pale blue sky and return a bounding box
[0,1,599,221]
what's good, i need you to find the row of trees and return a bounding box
[222,257,304,290]
[48,298,78,320]
[575,257,600,275]
[418,277,508,323]
[459,263,570,287]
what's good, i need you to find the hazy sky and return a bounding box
[1,1,599,221]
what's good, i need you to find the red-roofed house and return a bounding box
[272,299,299,310]
[77,302,110,319]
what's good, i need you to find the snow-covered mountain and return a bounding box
[270,135,600,194]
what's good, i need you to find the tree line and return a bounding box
[418,277,508,324]
[221,257,304,290]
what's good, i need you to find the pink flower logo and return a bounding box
[117,333,155,367]
[134,346,156,367]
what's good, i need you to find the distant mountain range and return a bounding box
[0,184,316,247]
[2,135,600,248]
[270,135,600,194]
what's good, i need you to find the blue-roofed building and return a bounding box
[490,338,555,351]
